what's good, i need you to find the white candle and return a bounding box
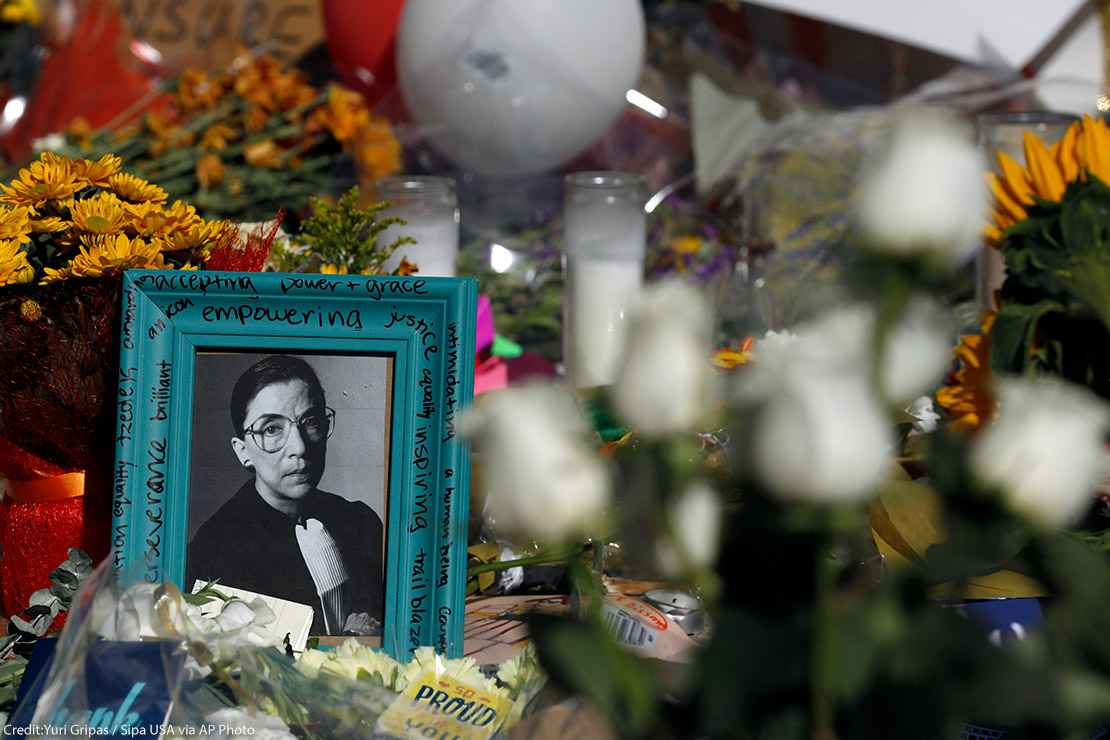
[376,177,460,277]
[562,172,647,388]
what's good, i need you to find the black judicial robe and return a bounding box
[186,479,385,635]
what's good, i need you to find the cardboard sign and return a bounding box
[116,0,323,71]
[10,639,185,736]
[376,672,511,740]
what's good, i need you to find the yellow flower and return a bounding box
[309,86,371,144]
[0,205,33,244]
[71,154,122,188]
[354,117,402,182]
[109,173,168,204]
[936,312,997,432]
[672,235,703,255]
[177,69,225,112]
[393,258,419,276]
[29,216,68,233]
[196,154,225,189]
[319,263,349,275]
[985,115,1110,244]
[200,123,237,151]
[154,220,236,256]
[244,140,283,169]
[0,239,34,286]
[70,192,128,234]
[43,233,165,283]
[243,106,269,133]
[19,299,43,322]
[1,0,40,25]
[712,337,754,370]
[1,154,80,208]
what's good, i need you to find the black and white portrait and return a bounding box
[186,351,392,636]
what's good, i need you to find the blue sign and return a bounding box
[10,639,185,736]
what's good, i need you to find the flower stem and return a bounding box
[466,544,587,578]
[812,542,837,740]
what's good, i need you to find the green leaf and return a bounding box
[989,300,1063,373]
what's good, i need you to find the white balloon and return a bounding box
[397,0,645,177]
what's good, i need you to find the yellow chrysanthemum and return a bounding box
[123,201,172,238]
[19,299,42,322]
[154,219,235,255]
[70,154,122,188]
[70,192,128,234]
[42,234,165,283]
[108,173,167,204]
[1,0,40,25]
[29,216,68,233]
[936,313,997,432]
[0,205,33,244]
[986,115,1110,244]
[0,238,34,287]
[244,139,283,169]
[0,154,80,208]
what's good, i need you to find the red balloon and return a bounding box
[322,0,406,106]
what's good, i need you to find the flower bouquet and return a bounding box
[41,53,401,223]
[0,152,268,617]
[456,112,1110,739]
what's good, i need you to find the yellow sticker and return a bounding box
[376,672,511,740]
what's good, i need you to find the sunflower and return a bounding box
[0,239,34,286]
[108,173,168,204]
[70,192,128,234]
[936,313,997,432]
[71,154,122,188]
[0,154,81,208]
[43,234,166,283]
[986,115,1110,244]
[0,205,33,244]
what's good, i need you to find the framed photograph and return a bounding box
[110,270,477,660]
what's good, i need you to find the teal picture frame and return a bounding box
[110,270,477,660]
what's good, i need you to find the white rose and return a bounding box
[656,481,723,576]
[612,281,720,436]
[755,371,891,504]
[906,396,941,435]
[856,112,987,266]
[971,378,1110,528]
[881,297,953,401]
[460,385,611,542]
[745,302,950,404]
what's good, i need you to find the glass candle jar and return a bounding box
[562,172,647,389]
[376,176,460,277]
[976,112,1078,312]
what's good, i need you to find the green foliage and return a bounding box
[996,177,1110,398]
[278,188,415,275]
